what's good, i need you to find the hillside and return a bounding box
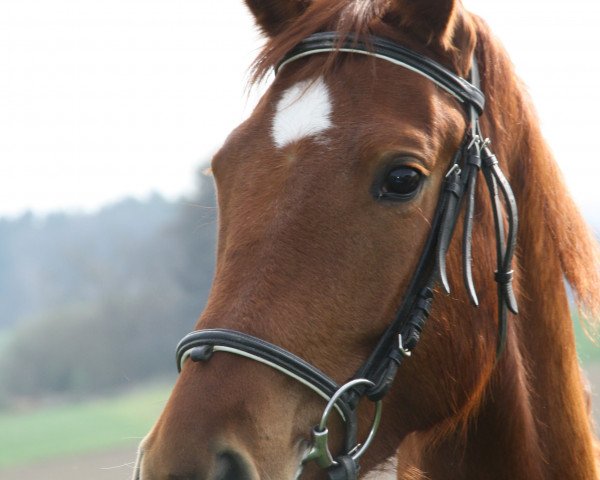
[0,175,217,404]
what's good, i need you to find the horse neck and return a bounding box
[399,20,600,477]
[410,255,597,479]
[476,20,598,477]
[514,222,598,478]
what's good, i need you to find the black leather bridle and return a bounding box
[176,32,518,480]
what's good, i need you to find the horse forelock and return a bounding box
[249,0,477,89]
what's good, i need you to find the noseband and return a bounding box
[176,32,518,480]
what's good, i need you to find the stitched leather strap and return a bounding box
[176,329,359,450]
[177,329,353,415]
[276,32,485,114]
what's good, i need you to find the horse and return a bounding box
[133,0,600,478]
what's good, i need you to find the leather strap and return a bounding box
[480,145,519,355]
[276,32,485,114]
[462,143,481,305]
[176,329,356,414]
[327,455,359,480]
[176,329,359,450]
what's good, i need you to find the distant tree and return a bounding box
[0,194,178,330]
[167,170,217,311]
[0,169,218,405]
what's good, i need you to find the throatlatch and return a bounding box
[175,31,519,480]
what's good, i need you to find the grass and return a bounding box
[0,329,11,354]
[0,311,597,472]
[574,313,600,364]
[0,382,172,470]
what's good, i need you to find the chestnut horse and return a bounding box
[134,0,600,478]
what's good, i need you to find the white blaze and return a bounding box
[272,77,333,149]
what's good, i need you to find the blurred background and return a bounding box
[0,0,598,478]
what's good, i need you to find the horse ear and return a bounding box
[385,0,476,74]
[385,0,460,48]
[244,0,311,37]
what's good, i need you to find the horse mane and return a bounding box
[470,15,600,328]
[249,0,600,331]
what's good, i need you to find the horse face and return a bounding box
[136,3,499,480]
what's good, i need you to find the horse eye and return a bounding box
[381,167,422,199]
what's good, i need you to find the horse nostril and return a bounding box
[214,451,254,480]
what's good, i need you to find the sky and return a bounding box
[1,0,598,218]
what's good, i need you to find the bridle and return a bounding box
[176,32,518,480]
[175,32,518,480]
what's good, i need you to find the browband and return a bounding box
[275,31,485,114]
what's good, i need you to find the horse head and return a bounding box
[135,1,600,479]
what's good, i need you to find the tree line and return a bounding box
[0,172,217,407]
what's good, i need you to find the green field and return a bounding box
[573,313,600,363]
[0,312,597,472]
[0,330,11,353]
[0,382,172,470]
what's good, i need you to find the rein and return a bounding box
[176,32,518,480]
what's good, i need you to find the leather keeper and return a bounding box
[494,270,514,285]
[467,152,482,168]
[444,179,463,197]
[482,150,498,167]
[189,345,214,362]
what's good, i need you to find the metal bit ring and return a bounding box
[304,378,383,468]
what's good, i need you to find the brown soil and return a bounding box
[3,365,600,480]
[0,443,139,480]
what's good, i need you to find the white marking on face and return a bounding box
[272,77,333,149]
